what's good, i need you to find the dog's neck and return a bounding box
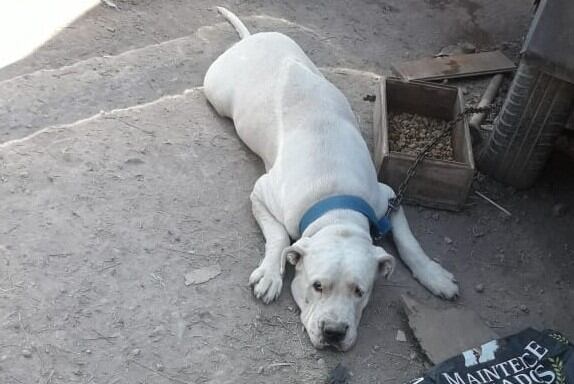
[301,209,371,238]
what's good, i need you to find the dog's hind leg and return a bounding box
[248,175,290,303]
[378,183,459,299]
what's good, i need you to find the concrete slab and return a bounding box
[0,16,355,144]
[402,295,498,364]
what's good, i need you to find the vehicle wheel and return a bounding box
[477,60,574,189]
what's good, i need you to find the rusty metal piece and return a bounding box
[469,74,505,130]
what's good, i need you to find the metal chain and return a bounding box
[385,105,492,216]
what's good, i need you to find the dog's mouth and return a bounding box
[307,332,343,351]
[313,335,351,351]
[323,341,344,351]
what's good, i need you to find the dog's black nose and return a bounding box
[321,321,349,344]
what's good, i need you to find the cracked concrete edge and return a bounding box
[0,87,203,151]
[0,15,353,144]
[0,64,381,163]
[0,15,336,86]
[0,65,380,151]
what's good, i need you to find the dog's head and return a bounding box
[285,225,395,351]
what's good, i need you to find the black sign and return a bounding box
[408,329,573,384]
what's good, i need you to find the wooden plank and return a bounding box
[392,51,516,81]
[382,154,473,210]
[402,295,499,365]
[373,80,386,174]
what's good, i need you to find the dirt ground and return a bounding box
[1,1,573,384]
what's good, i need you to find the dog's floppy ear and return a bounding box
[373,246,395,279]
[282,237,310,269]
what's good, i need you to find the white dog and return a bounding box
[204,7,458,351]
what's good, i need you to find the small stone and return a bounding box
[473,228,486,238]
[155,362,165,371]
[475,284,485,293]
[125,158,144,165]
[520,304,529,313]
[85,349,92,354]
[184,264,222,286]
[363,94,376,102]
[410,351,417,360]
[21,349,32,358]
[436,44,464,56]
[150,325,166,338]
[396,330,407,342]
[459,42,477,53]
[552,203,568,217]
[130,348,141,357]
[373,345,380,351]
[317,358,326,368]
[257,366,264,374]
[444,236,453,245]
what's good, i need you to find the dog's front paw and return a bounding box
[249,265,283,304]
[413,261,459,300]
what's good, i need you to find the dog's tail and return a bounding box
[216,7,250,39]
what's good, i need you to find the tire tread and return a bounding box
[478,61,574,188]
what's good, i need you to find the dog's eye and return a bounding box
[312,281,322,292]
[354,286,364,298]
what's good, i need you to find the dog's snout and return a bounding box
[321,320,349,343]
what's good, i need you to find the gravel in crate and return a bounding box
[388,112,454,161]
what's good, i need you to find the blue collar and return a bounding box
[298,195,392,238]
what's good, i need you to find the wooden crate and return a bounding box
[373,77,475,211]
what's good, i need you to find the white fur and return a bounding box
[203,7,458,351]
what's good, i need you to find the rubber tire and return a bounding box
[478,60,574,189]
